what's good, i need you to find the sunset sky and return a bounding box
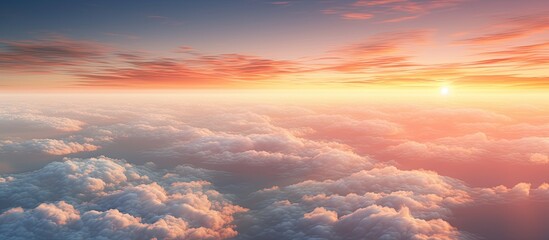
[1,1,549,240]
[1,0,548,91]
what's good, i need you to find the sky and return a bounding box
[1,1,549,240]
[1,0,548,91]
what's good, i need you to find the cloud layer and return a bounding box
[0,157,246,240]
[1,97,549,239]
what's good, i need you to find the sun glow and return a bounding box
[440,87,449,95]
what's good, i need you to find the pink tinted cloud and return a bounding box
[327,56,417,72]
[338,30,430,57]
[330,0,466,22]
[0,37,108,72]
[342,13,374,20]
[78,58,215,87]
[460,12,549,45]
[246,162,548,239]
[244,166,471,239]
[382,14,421,23]
[270,1,290,6]
[354,0,407,6]
[0,139,99,155]
[469,40,549,70]
[316,30,429,73]
[0,111,86,132]
[383,132,549,165]
[0,37,311,88]
[1,97,549,239]
[192,54,299,80]
[388,0,464,13]
[78,54,300,87]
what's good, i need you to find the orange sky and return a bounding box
[0,0,548,92]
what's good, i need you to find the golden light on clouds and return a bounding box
[1,2,549,239]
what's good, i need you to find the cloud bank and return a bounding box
[0,157,246,240]
[1,97,549,239]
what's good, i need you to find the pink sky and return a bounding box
[1,0,548,91]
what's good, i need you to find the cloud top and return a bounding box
[0,157,246,240]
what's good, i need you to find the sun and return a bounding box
[440,87,449,95]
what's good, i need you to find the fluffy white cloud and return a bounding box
[472,182,549,203]
[0,157,246,240]
[0,139,98,155]
[150,129,373,180]
[239,165,549,239]
[0,112,85,133]
[75,111,374,181]
[279,113,402,138]
[384,132,549,164]
[238,166,473,239]
[2,99,549,239]
[333,205,462,240]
